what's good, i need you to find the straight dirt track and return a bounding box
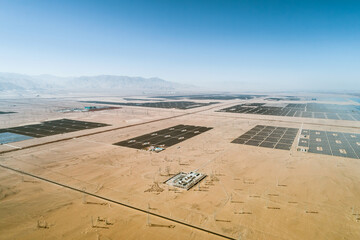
[0,163,236,240]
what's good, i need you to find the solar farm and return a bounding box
[219,103,360,121]
[82,100,218,109]
[114,124,212,151]
[0,111,16,114]
[0,118,109,143]
[232,125,299,150]
[152,94,263,100]
[297,129,360,159]
[1,94,360,240]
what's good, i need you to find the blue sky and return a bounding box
[0,0,359,91]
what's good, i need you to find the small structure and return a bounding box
[165,171,207,190]
[146,146,165,153]
[84,106,97,110]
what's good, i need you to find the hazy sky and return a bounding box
[0,0,359,91]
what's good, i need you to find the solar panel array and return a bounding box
[0,111,16,114]
[0,119,110,139]
[114,124,212,150]
[219,103,360,121]
[82,100,218,109]
[298,129,360,159]
[232,125,299,150]
[152,94,263,100]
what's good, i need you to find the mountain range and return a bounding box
[0,73,192,91]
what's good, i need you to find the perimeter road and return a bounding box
[0,163,236,240]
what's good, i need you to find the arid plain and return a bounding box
[1,95,360,240]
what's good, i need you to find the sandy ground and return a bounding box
[0,95,360,240]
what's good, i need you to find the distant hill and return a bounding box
[0,73,192,91]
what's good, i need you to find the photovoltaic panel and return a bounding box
[231,125,299,151]
[218,103,360,121]
[297,129,360,159]
[0,119,110,139]
[114,124,212,151]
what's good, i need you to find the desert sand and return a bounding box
[1,95,360,240]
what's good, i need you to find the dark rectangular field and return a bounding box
[0,111,16,114]
[218,103,360,121]
[151,94,265,100]
[0,118,110,139]
[82,100,218,110]
[114,124,212,151]
[265,96,301,101]
[231,125,299,151]
[298,129,360,159]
